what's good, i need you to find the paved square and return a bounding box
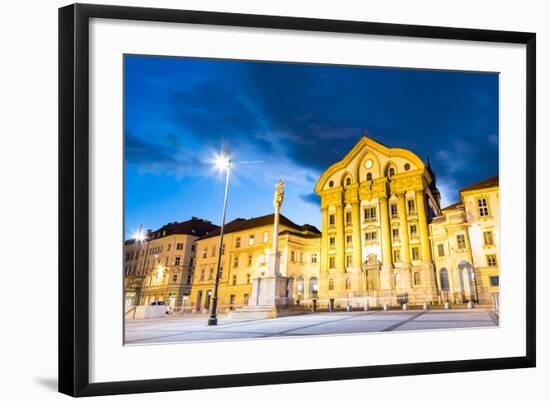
[125,308,498,345]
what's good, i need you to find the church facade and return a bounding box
[314,136,441,308]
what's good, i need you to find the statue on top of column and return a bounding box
[273,179,285,209]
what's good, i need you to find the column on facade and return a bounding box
[396,192,413,293]
[378,193,394,290]
[351,200,362,270]
[321,207,329,273]
[335,200,345,271]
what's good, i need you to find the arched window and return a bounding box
[328,180,334,188]
[328,279,334,291]
[439,268,450,291]
[297,276,305,297]
[388,167,395,177]
[366,172,373,181]
[309,277,318,298]
[414,272,421,286]
[345,177,351,186]
[345,277,351,290]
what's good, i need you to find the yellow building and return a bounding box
[189,214,321,312]
[123,217,218,310]
[314,136,441,308]
[429,176,499,306]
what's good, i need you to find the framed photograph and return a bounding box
[59,3,536,397]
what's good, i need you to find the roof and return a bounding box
[279,230,322,239]
[197,213,319,240]
[125,217,218,244]
[460,175,499,193]
[441,201,463,212]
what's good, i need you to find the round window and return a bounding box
[404,163,411,171]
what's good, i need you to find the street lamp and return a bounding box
[208,147,232,326]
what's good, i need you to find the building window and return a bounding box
[407,199,416,215]
[172,274,178,283]
[437,243,445,257]
[345,211,352,225]
[363,206,377,222]
[202,248,207,258]
[390,203,398,218]
[211,245,216,257]
[345,277,351,290]
[186,275,192,285]
[456,234,467,250]
[366,172,373,181]
[411,246,420,261]
[414,272,421,286]
[388,167,395,177]
[208,268,214,280]
[346,235,352,247]
[328,279,334,291]
[392,228,399,242]
[243,293,249,304]
[483,231,494,246]
[290,250,296,262]
[329,237,336,248]
[233,257,238,268]
[263,231,269,243]
[191,244,196,252]
[345,177,351,186]
[477,197,489,217]
[176,243,184,250]
[235,237,241,248]
[393,249,401,263]
[174,256,181,266]
[329,180,334,188]
[490,276,499,286]
[167,244,171,251]
[487,255,498,267]
[346,255,353,268]
[329,214,335,227]
[410,224,418,239]
[248,235,255,246]
[229,294,235,305]
[232,275,237,285]
[394,273,400,287]
[246,274,251,284]
[200,269,205,281]
[311,253,318,263]
[248,255,253,267]
[329,256,336,269]
[365,231,377,242]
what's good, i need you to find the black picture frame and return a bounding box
[59,3,536,397]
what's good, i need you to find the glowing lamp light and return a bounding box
[214,150,232,171]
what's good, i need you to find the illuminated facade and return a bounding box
[188,214,321,312]
[429,176,499,306]
[314,136,441,308]
[123,217,218,310]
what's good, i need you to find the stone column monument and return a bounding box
[228,180,306,319]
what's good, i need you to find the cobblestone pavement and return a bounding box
[125,308,498,345]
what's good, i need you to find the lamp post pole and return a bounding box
[208,150,231,326]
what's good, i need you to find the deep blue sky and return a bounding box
[124,55,498,239]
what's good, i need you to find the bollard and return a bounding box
[383,303,389,311]
[364,302,369,311]
[423,303,429,310]
[346,304,352,312]
[444,302,451,310]
[467,301,475,309]
[402,303,408,311]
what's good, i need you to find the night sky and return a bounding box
[124,55,498,239]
